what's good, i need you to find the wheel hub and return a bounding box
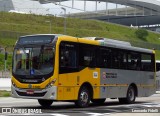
[128,88,134,101]
[80,91,88,104]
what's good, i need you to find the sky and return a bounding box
[42,0,160,15]
[42,1,125,15]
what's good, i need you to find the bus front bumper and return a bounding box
[11,85,57,100]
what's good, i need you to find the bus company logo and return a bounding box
[106,73,117,78]
[102,72,117,79]
[102,72,106,79]
[1,108,11,114]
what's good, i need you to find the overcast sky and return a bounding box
[42,1,125,15]
[42,0,160,15]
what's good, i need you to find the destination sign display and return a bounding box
[18,35,55,44]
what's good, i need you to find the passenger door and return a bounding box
[58,41,79,100]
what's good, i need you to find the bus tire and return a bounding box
[118,98,126,104]
[119,86,136,104]
[91,98,106,104]
[75,86,90,108]
[38,99,53,107]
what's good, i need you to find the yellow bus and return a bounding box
[11,34,156,107]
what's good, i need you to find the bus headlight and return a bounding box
[45,78,57,89]
[12,80,17,88]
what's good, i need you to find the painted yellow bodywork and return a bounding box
[55,36,100,100]
[11,76,51,89]
[57,68,100,100]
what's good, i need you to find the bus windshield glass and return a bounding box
[13,46,55,76]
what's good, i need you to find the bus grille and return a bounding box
[16,91,47,97]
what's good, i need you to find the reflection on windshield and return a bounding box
[13,46,54,75]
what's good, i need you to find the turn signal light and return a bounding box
[45,78,56,89]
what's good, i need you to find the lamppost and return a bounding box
[0,47,8,72]
[4,47,7,72]
[61,7,66,35]
[45,20,52,33]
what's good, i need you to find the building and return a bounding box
[34,0,160,32]
[0,0,48,15]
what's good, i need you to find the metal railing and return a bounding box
[0,71,11,78]
[0,30,29,39]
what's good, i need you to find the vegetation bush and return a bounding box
[135,28,148,40]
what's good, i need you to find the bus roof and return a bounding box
[19,34,154,54]
[83,37,154,54]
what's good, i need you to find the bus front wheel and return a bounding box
[119,86,136,104]
[38,99,53,107]
[75,86,91,107]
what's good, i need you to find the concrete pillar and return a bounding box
[59,0,61,5]
[84,0,86,11]
[116,3,118,16]
[95,0,97,12]
[134,3,137,16]
[72,0,74,8]
[143,6,144,16]
[125,4,128,16]
[151,9,153,15]
[106,2,108,15]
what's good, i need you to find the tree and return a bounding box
[135,28,148,40]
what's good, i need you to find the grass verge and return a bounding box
[0,90,11,97]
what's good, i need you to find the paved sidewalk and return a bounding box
[0,78,11,91]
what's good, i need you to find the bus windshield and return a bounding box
[13,45,55,76]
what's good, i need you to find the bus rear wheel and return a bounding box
[119,86,136,104]
[75,86,91,108]
[38,99,53,107]
[91,98,106,104]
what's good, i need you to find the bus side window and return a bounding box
[119,51,127,69]
[112,50,119,69]
[112,49,127,69]
[141,54,154,71]
[156,62,160,71]
[60,50,70,67]
[97,48,111,68]
[79,44,96,67]
[59,42,78,73]
[127,52,141,70]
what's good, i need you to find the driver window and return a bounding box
[59,42,78,73]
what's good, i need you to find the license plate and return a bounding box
[26,90,34,94]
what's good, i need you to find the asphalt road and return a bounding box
[0,94,160,116]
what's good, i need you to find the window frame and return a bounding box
[59,41,79,74]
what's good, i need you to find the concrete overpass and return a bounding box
[33,0,160,32]
[33,0,160,13]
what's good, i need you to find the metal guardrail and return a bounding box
[0,71,11,78]
[130,40,160,50]
[0,30,29,39]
